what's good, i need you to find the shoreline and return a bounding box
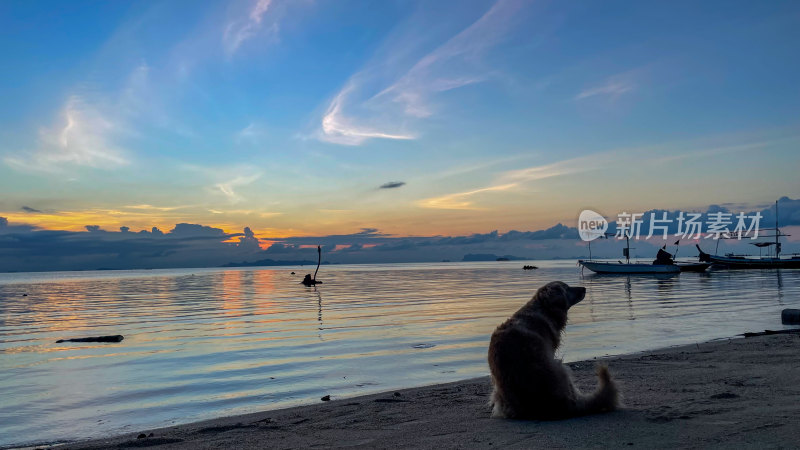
[23,332,800,449]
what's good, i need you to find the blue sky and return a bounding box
[1,0,799,240]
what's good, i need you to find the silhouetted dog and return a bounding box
[488,281,618,419]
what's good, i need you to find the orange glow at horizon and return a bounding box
[0,199,571,239]
[1,211,179,233]
[0,211,307,240]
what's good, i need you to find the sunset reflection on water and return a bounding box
[1,261,799,447]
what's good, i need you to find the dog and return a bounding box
[488,281,618,419]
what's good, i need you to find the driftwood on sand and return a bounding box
[741,329,800,338]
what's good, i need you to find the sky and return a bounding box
[1,0,799,270]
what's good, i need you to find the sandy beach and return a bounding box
[46,332,799,450]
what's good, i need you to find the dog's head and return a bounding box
[535,281,586,311]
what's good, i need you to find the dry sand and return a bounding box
[51,333,800,449]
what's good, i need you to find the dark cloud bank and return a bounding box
[1,197,798,272]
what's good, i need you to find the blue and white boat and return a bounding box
[579,233,702,274]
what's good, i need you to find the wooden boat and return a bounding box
[697,247,800,269]
[580,234,683,274]
[697,200,800,270]
[579,260,681,274]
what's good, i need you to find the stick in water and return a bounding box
[313,245,321,282]
[56,335,124,343]
[301,245,323,286]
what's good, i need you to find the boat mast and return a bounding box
[775,200,780,259]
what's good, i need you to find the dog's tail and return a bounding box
[575,365,619,415]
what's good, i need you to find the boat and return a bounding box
[655,245,710,272]
[579,260,681,274]
[697,246,800,269]
[579,233,683,274]
[675,261,712,272]
[697,200,800,270]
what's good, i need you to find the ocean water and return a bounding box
[1,261,799,447]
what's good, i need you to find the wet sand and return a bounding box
[51,333,800,449]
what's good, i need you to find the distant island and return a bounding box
[461,253,529,262]
[222,259,328,268]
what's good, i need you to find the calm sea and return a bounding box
[2,261,799,447]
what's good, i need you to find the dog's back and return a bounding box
[488,281,618,419]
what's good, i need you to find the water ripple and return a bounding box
[1,261,799,447]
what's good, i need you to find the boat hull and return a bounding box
[676,262,711,272]
[696,244,800,269]
[578,260,681,274]
[707,256,800,269]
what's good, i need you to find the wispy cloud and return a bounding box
[320,84,415,145]
[214,172,262,203]
[501,157,599,182]
[199,208,281,217]
[418,183,517,210]
[21,206,43,213]
[418,152,615,210]
[124,204,189,212]
[223,0,276,55]
[318,0,527,145]
[2,60,169,175]
[575,73,636,101]
[372,0,522,117]
[178,163,265,205]
[415,132,796,212]
[4,96,130,173]
[649,138,797,165]
[235,122,266,143]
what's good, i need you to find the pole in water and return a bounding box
[302,245,323,286]
[775,200,780,258]
[313,245,321,282]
